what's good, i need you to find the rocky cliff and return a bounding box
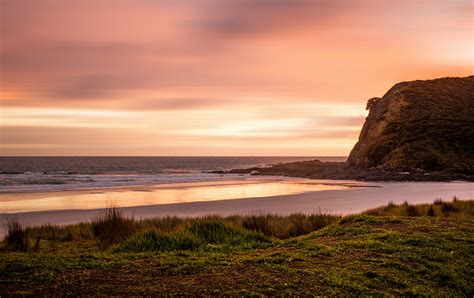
[347,76,474,172]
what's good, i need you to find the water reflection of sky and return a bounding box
[0,179,351,213]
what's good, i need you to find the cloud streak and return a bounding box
[0,0,472,155]
[196,0,347,38]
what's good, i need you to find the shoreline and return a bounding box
[0,176,375,197]
[0,177,362,213]
[1,180,472,236]
[0,175,277,196]
[0,172,256,194]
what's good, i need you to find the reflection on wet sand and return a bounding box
[0,178,356,213]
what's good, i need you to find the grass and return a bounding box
[2,211,340,252]
[117,220,272,253]
[364,197,473,217]
[1,199,473,295]
[91,207,137,248]
[241,213,340,239]
[3,218,29,252]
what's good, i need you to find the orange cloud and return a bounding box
[0,0,472,155]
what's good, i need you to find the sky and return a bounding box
[0,0,472,156]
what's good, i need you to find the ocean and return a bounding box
[0,156,346,192]
[0,156,345,174]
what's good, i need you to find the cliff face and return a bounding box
[347,76,474,172]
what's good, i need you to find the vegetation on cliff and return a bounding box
[347,76,474,172]
[222,76,474,180]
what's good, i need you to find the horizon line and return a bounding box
[0,155,348,158]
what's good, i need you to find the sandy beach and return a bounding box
[1,178,472,236]
[0,177,359,211]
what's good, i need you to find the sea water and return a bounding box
[0,156,344,192]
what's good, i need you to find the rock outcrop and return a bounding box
[347,76,474,172]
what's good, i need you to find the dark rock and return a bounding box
[347,76,474,173]
[0,171,23,175]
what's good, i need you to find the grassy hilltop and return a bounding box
[1,199,473,296]
[347,76,474,172]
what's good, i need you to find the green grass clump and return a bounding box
[187,220,270,246]
[116,230,202,252]
[116,220,271,252]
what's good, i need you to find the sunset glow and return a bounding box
[1,0,472,156]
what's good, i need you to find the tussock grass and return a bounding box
[2,211,337,252]
[125,212,338,248]
[91,207,137,248]
[138,214,341,240]
[4,218,29,252]
[4,199,472,253]
[364,197,473,217]
[241,213,340,239]
[1,199,474,295]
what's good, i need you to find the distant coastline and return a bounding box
[217,159,474,182]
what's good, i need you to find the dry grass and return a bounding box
[3,218,29,252]
[241,213,340,239]
[91,207,137,248]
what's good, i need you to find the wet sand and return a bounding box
[0,177,357,213]
[0,179,473,236]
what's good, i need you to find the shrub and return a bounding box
[366,97,381,110]
[92,207,137,248]
[4,219,29,252]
